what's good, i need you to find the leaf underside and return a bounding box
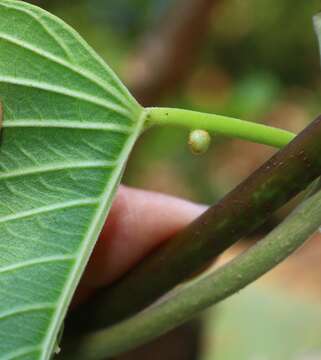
[0,1,143,359]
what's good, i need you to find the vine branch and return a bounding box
[65,115,321,334]
[61,182,321,360]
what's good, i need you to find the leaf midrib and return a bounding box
[3,120,132,132]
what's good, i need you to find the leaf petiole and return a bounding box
[145,107,296,149]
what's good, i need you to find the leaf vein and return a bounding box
[0,160,116,180]
[0,76,131,118]
[0,32,130,108]
[1,346,41,360]
[3,119,132,133]
[0,198,99,224]
[0,0,138,108]
[0,255,75,275]
[0,303,55,321]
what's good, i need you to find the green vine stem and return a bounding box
[61,185,321,360]
[145,107,296,148]
[65,115,321,333]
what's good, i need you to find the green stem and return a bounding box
[60,187,321,360]
[64,116,321,333]
[145,107,296,148]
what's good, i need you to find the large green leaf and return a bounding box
[0,1,144,358]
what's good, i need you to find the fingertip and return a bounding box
[78,186,207,297]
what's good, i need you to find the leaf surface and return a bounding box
[0,1,144,358]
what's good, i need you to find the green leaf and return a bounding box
[0,0,144,358]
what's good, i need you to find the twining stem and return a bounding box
[60,186,321,360]
[65,116,321,333]
[145,107,296,148]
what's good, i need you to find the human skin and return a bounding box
[74,185,207,305]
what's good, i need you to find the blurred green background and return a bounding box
[31,1,321,359]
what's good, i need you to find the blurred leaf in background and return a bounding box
[88,0,172,39]
[202,286,321,360]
